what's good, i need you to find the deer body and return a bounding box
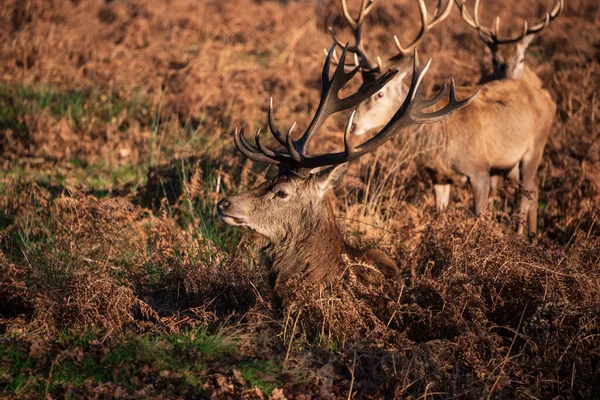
[332,0,561,234]
[218,45,476,302]
[411,81,555,230]
[221,173,397,303]
[354,75,555,233]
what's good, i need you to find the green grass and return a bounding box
[0,84,149,133]
[0,328,244,397]
[155,156,243,253]
[237,359,283,396]
[0,159,147,196]
[168,326,235,357]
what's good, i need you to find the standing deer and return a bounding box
[329,0,557,234]
[454,0,563,203]
[217,45,476,303]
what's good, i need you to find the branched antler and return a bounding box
[327,0,454,76]
[455,0,564,45]
[392,0,454,58]
[328,0,380,73]
[233,46,479,173]
[234,43,398,171]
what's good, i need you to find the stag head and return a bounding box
[349,68,411,136]
[218,44,478,245]
[456,0,563,79]
[217,164,349,243]
[327,0,454,135]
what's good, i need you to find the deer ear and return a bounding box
[313,163,349,196]
[264,164,280,180]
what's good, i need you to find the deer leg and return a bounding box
[490,175,499,192]
[507,164,520,182]
[527,184,540,235]
[434,183,451,212]
[517,153,543,235]
[505,164,520,212]
[470,171,491,217]
[489,175,499,210]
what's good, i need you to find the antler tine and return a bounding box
[455,0,478,30]
[457,0,563,45]
[393,0,454,57]
[455,0,494,43]
[552,0,565,18]
[240,127,260,152]
[234,125,282,165]
[359,0,377,24]
[472,0,482,29]
[287,49,478,169]
[494,16,500,38]
[525,0,564,35]
[268,98,288,147]
[340,0,357,30]
[343,110,359,159]
[427,0,454,29]
[323,47,359,73]
[410,77,479,122]
[340,0,376,30]
[329,0,380,72]
[417,81,448,110]
[285,121,301,163]
[255,127,291,160]
[295,44,398,154]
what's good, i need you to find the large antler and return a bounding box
[233,46,479,172]
[391,0,454,58]
[328,0,381,73]
[234,44,398,170]
[455,0,564,45]
[328,0,454,74]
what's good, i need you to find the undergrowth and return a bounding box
[0,0,599,398]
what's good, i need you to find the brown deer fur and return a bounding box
[218,165,398,305]
[218,44,474,303]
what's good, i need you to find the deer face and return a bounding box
[217,164,349,243]
[487,34,535,80]
[219,45,474,242]
[351,71,409,136]
[455,0,562,81]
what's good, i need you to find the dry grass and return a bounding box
[1,0,599,398]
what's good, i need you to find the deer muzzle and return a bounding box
[217,198,246,226]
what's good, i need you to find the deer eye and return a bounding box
[377,92,384,98]
[276,190,288,199]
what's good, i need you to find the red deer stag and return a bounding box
[327,0,454,136]
[454,0,563,201]
[217,45,476,303]
[455,0,564,85]
[329,0,557,235]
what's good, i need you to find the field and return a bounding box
[1,0,599,398]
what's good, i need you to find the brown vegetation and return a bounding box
[1,0,599,398]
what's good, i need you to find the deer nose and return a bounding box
[217,198,230,213]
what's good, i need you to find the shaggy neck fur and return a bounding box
[261,196,348,303]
